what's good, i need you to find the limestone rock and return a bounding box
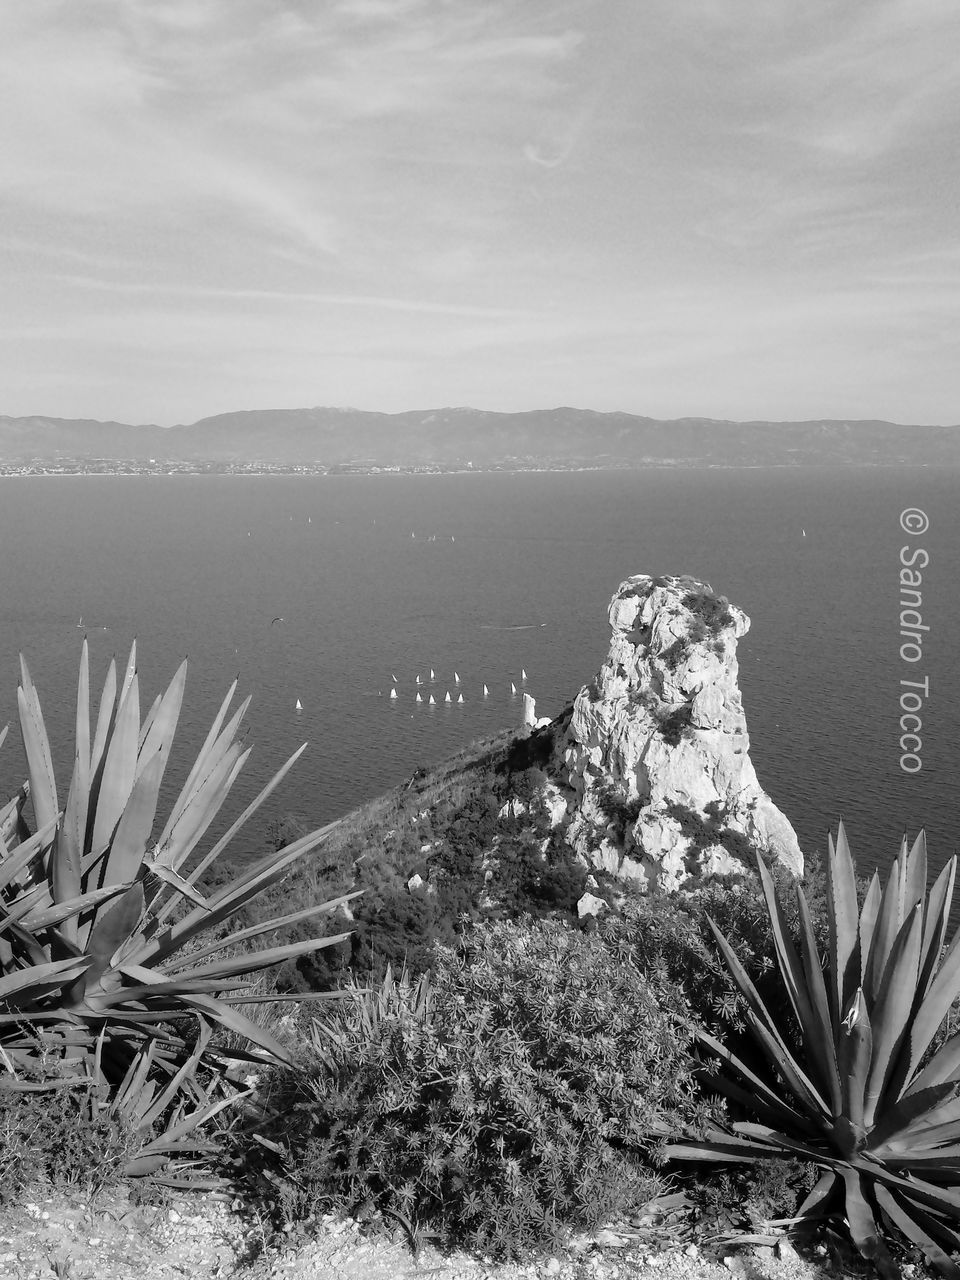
[557,573,803,892]
[576,891,608,919]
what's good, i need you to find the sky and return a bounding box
[2,0,959,427]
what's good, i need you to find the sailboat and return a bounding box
[416,692,422,703]
[415,674,422,685]
[444,691,451,703]
[521,668,527,681]
[511,682,518,695]
[428,694,436,705]
[391,672,398,683]
[295,698,303,711]
[430,668,436,680]
[457,693,464,703]
[389,688,397,700]
[483,684,489,696]
[454,671,460,684]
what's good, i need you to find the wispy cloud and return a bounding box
[2,0,959,422]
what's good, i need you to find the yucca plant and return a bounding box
[0,642,360,1180]
[665,823,960,1277]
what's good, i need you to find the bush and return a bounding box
[253,919,717,1260]
[655,703,693,746]
[600,860,829,1052]
[0,1076,144,1204]
[682,590,733,635]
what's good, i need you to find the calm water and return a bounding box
[0,468,957,880]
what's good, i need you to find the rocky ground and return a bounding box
[0,1188,931,1280]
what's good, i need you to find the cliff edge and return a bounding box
[544,573,802,892]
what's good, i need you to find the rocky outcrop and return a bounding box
[554,573,802,892]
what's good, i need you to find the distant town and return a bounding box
[0,457,627,478]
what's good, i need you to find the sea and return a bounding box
[0,466,957,884]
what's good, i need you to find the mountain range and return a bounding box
[1,406,958,468]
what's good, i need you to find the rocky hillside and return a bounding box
[251,572,803,991]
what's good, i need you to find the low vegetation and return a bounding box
[3,646,960,1276]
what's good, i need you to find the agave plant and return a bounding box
[0,642,360,1177]
[666,823,960,1278]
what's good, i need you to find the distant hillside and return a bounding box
[1,405,958,468]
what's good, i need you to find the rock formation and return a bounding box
[551,573,803,892]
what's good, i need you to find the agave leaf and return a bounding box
[708,918,830,1119]
[869,1164,960,1221]
[840,1165,890,1268]
[876,1095,960,1153]
[145,862,209,909]
[796,1169,839,1218]
[141,821,343,967]
[154,684,243,848]
[88,657,118,781]
[57,645,93,934]
[0,816,60,895]
[136,1021,214,1130]
[162,891,362,971]
[903,920,960,1092]
[662,1131,782,1162]
[837,988,872,1135]
[73,638,91,793]
[16,673,58,840]
[151,743,246,875]
[902,831,928,926]
[867,1082,958,1152]
[918,858,956,999]
[89,673,141,857]
[863,903,923,1127]
[169,988,295,1066]
[158,933,353,986]
[137,693,161,753]
[77,882,146,998]
[757,856,841,1113]
[866,839,910,1005]
[99,749,165,890]
[135,659,186,787]
[162,742,311,909]
[858,872,882,983]
[14,881,134,933]
[826,822,861,1028]
[0,957,90,1001]
[0,783,29,848]
[56,756,84,939]
[908,1030,960,1099]
[874,1183,960,1279]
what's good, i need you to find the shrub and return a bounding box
[0,1075,144,1204]
[681,590,733,636]
[655,703,693,746]
[254,919,717,1260]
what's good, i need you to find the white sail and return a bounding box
[511,682,518,694]
[389,688,397,700]
[430,668,436,679]
[295,698,303,711]
[392,672,398,682]
[416,692,422,702]
[457,693,464,703]
[521,668,527,680]
[454,671,460,684]
[429,694,436,704]
[483,684,489,696]
[416,675,422,685]
[444,691,451,703]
